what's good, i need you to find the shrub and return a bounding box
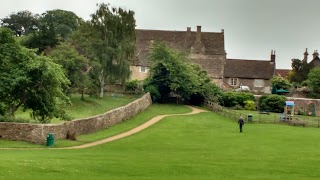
[258,95,286,113]
[244,100,256,111]
[144,85,161,102]
[232,104,243,110]
[125,80,139,94]
[220,92,255,108]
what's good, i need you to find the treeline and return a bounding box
[0,4,136,123]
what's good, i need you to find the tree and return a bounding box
[41,10,82,39]
[48,43,91,99]
[90,3,136,97]
[0,28,70,123]
[288,58,312,84]
[307,67,320,98]
[22,15,59,54]
[270,74,291,90]
[144,42,221,104]
[0,10,39,36]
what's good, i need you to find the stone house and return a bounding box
[130,26,276,93]
[223,51,276,94]
[131,26,226,86]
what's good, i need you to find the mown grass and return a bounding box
[0,104,191,148]
[14,94,139,124]
[1,108,320,179]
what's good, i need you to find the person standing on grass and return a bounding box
[238,116,244,133]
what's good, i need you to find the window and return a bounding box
[254,79,264,87]
[140,66,148,73]
[230,78,238,86]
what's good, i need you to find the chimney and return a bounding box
[303,48,309,62]
[312,50,319,59]
[270,50,276,62]
[187,27,191,36]
[196,26,201,42]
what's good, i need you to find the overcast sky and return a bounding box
[1,0,320,69]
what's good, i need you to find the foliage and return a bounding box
[307,67,320,98]
[0,10,39,36]
[48,42,91,99]
[144,42,221,104]
[271,74,291,90]
[41,10,82,39]
[0,27,70,123]
[125,80,139,94]
[144,84,161,101]
[244,100,256,111]
[288,59,312,83]
[89,3,136,97]
[220,92,255,108]
[258,95,286,113]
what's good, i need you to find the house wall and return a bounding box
[224,78,271,94]
[0,93,152,144]
[130,66,149,81]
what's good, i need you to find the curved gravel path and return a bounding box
[0,106,208,150]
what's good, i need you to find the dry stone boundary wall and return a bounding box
[0,93,152,144]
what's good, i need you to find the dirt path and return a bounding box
[0,106,208,150]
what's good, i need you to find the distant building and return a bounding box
[224,51,276,94]
[130,26,277,94]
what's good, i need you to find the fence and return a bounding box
[205,101,320,128]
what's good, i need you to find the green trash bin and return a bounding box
[46,133,54,147]
[247,114,253,122]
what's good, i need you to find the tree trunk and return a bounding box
[99,69,105,98]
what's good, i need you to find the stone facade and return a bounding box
[131,26,277,90]
[131,26,226,85]
[0,93,152,144]
[129,66,150,81]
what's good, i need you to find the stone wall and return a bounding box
[0,93,152,144]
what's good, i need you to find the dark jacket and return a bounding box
[238,118,244,125]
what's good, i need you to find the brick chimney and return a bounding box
[187,27,191,36]
[270,50,276,62]
[312,50,319,59]
[303,48,309,62]
[196,26,201,42]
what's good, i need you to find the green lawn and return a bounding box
[1,105,320,179]
[14,94,139,123]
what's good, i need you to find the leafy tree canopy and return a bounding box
[0,10,39,36]
[144,42,221,104]
[0,28,70,123]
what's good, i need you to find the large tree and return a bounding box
[0,28,70,123]
[41,10,82,39]
[0,10,39,36]
[144,42,221,104]
[288,58,312,84]
[90,3,136,97]
[48,42,91,99]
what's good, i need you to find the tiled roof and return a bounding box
[275,69,291,78]
[224,59,275,79]
[134,28,225,66]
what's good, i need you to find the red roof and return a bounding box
[275,69,291,78]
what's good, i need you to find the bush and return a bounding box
[220,92,255,108]
[244,100,256,111]
[144,85,161,102]
[232,104,243,110]
[125,80,139,94]
[258,95,286,113]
